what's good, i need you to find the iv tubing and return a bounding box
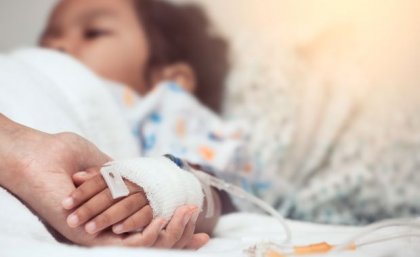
[332,217,420,253]
[190,166,292,244]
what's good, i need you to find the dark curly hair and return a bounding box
[132,0,230,112]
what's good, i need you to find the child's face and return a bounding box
[40,0,151,94]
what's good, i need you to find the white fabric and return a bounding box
[1,187,418,257]
[0,48,140,159]
[101,157,204,220]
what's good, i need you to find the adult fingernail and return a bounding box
[62,197,74,209]
[67,214,79,227]
[113,224,124,234]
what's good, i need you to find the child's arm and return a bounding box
[62,169,208,249]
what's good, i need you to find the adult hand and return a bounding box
[0,114,208,248]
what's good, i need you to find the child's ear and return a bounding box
[151,62,196,92]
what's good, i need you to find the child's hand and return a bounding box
[62,168,150,234]
[62,168,209,249]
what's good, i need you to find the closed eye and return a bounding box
[84,28,112,40]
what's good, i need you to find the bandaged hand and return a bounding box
[62,168,208,249]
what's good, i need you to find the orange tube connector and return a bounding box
[266,242,357,257]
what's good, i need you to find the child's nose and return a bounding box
[48,39,71,54]
[44,35,78,55]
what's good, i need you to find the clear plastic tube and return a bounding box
[164,154,292,243]
[189,165,292,243]
[332,217,420,253]
[356,233,420,248]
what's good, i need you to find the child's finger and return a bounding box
[172,218,196,249]
[71,173,142,200]
[67,188,116,228]
[154,205,197,248]
[122,218,167,247]
[72,172,91,186]
[62,174,107,210]
[184,233,210,250]
[72,168,99,186]
[112,205,154,234]
[172,207,201,249]
[84,192,148,234]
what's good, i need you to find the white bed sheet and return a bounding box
[1,187,418,257]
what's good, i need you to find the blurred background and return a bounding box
[1,0,420,100]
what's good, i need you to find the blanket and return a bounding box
[0,48,139,159]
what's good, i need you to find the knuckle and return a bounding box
[96,213,111,226]
[167,230,182,243]
[86,166,100,173]
[141,233,155,247]
[71,189,83,202]
[54,132,78,144]
[103,189,113,201]
[54,132,82,152]
[130,193,147,207]
[93,175,105,188]
[123,200,135,214]
[124,217,138,230]
[76,205,93,222]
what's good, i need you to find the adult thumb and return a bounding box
[56,132,112,171]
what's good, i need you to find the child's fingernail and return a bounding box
[183,210,193,226]
[113,224,124,234]
[85,222,96,234]
[76,171,88,177]
[62,197,74,209]
[189,205,198,212]
[67,214,79,227]
[159,219,167,230]
[192,210,200,224]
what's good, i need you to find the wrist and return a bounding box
[0,115,33,190]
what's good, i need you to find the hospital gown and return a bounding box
[107,82,265,196]
[107,80,420,225]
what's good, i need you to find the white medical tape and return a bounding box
[100,157,204,220]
